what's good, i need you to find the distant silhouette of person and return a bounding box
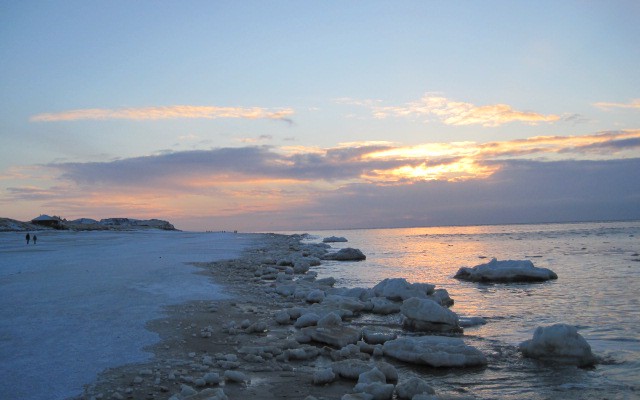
[33,235,37,245]
[26,233,30,244]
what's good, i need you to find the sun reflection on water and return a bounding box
[300,221,640,397]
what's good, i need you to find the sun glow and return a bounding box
[361,142,496,182]
[365,142,478,159]
[354,130,640,182]
[368,159,498,182]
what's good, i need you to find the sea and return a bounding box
[295,220,640,399]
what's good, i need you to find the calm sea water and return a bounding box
[297,221,640,399]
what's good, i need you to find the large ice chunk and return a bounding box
[368,297,401,315]
[323,236,348,243]
[454,258,557,282]
[395,377,435,399]
[323,294,368,313]
[332,360,398,381]
[353,367,395,399]
[383,336,487,367]
[299,312,362,348]
[322,247,366,261]
[519,323,597,367]
[372,278,435,301]
[401,297,460,332]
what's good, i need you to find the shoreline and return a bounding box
[0,220,628,399]
[81,234,420,400]
[80,233,359,400]
[70,227,637,400]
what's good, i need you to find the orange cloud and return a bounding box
[361,130,640,182]
[346,93,560,127]
[4,130,640,229]
[476,130,640,157]
[30,105,294,122]
[366,160,499,183]
[593,99,640,110]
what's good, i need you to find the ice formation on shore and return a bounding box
[323,236,348,243]
[383,336,488,367]
[372,278,435,301]
[401,297,461,332]
[395,377,435,399]
[519,323,597,367]
[66,232,596,400]
[454,258,558,282]
[353,367,395,399]
[191,234,491,398]
[321,247,367,261]
[298,312,363,348]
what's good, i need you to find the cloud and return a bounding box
[593,99,640,110]
[177,134,200,141]
[30,105,295,122]
[5,130,640,230]
[342,93,561,127]
[40,129,640,191]
[49,144,413,189]
[561,113,590,124]
[361,130,640,181]
[165,157,640,231]
[277,157,640,230]
[4,186,67,201]
[474,130,640,158]
[334,97,383,107]
[238,135,274,143]
[0,166,43,180]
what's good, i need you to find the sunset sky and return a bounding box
[1,1,639,231]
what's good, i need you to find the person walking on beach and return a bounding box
[26,233,30,245]
[33,235,37,245]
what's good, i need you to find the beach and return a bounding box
[2,222,638,400]
[0,231,259,400]
[81,233,359,400]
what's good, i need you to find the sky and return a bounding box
[1,1,639,231]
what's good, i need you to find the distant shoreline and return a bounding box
[0,216,178,232]
[275,218,640,234]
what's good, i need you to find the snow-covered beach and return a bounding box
[0,230,258,400]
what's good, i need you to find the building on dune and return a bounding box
[31,214,65,230]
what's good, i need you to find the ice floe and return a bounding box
[331,360,398,382]
[459,316,487,327]
[353,367,394,400]
[322,247,367,261]
[395,377,435,399]
[298,312,362,348]
[382,336,487,367]
[401,297,461,332]
[454,258,558,282]
[372,278,435,301]
[519,323,597,367]
[323,236,349,243]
